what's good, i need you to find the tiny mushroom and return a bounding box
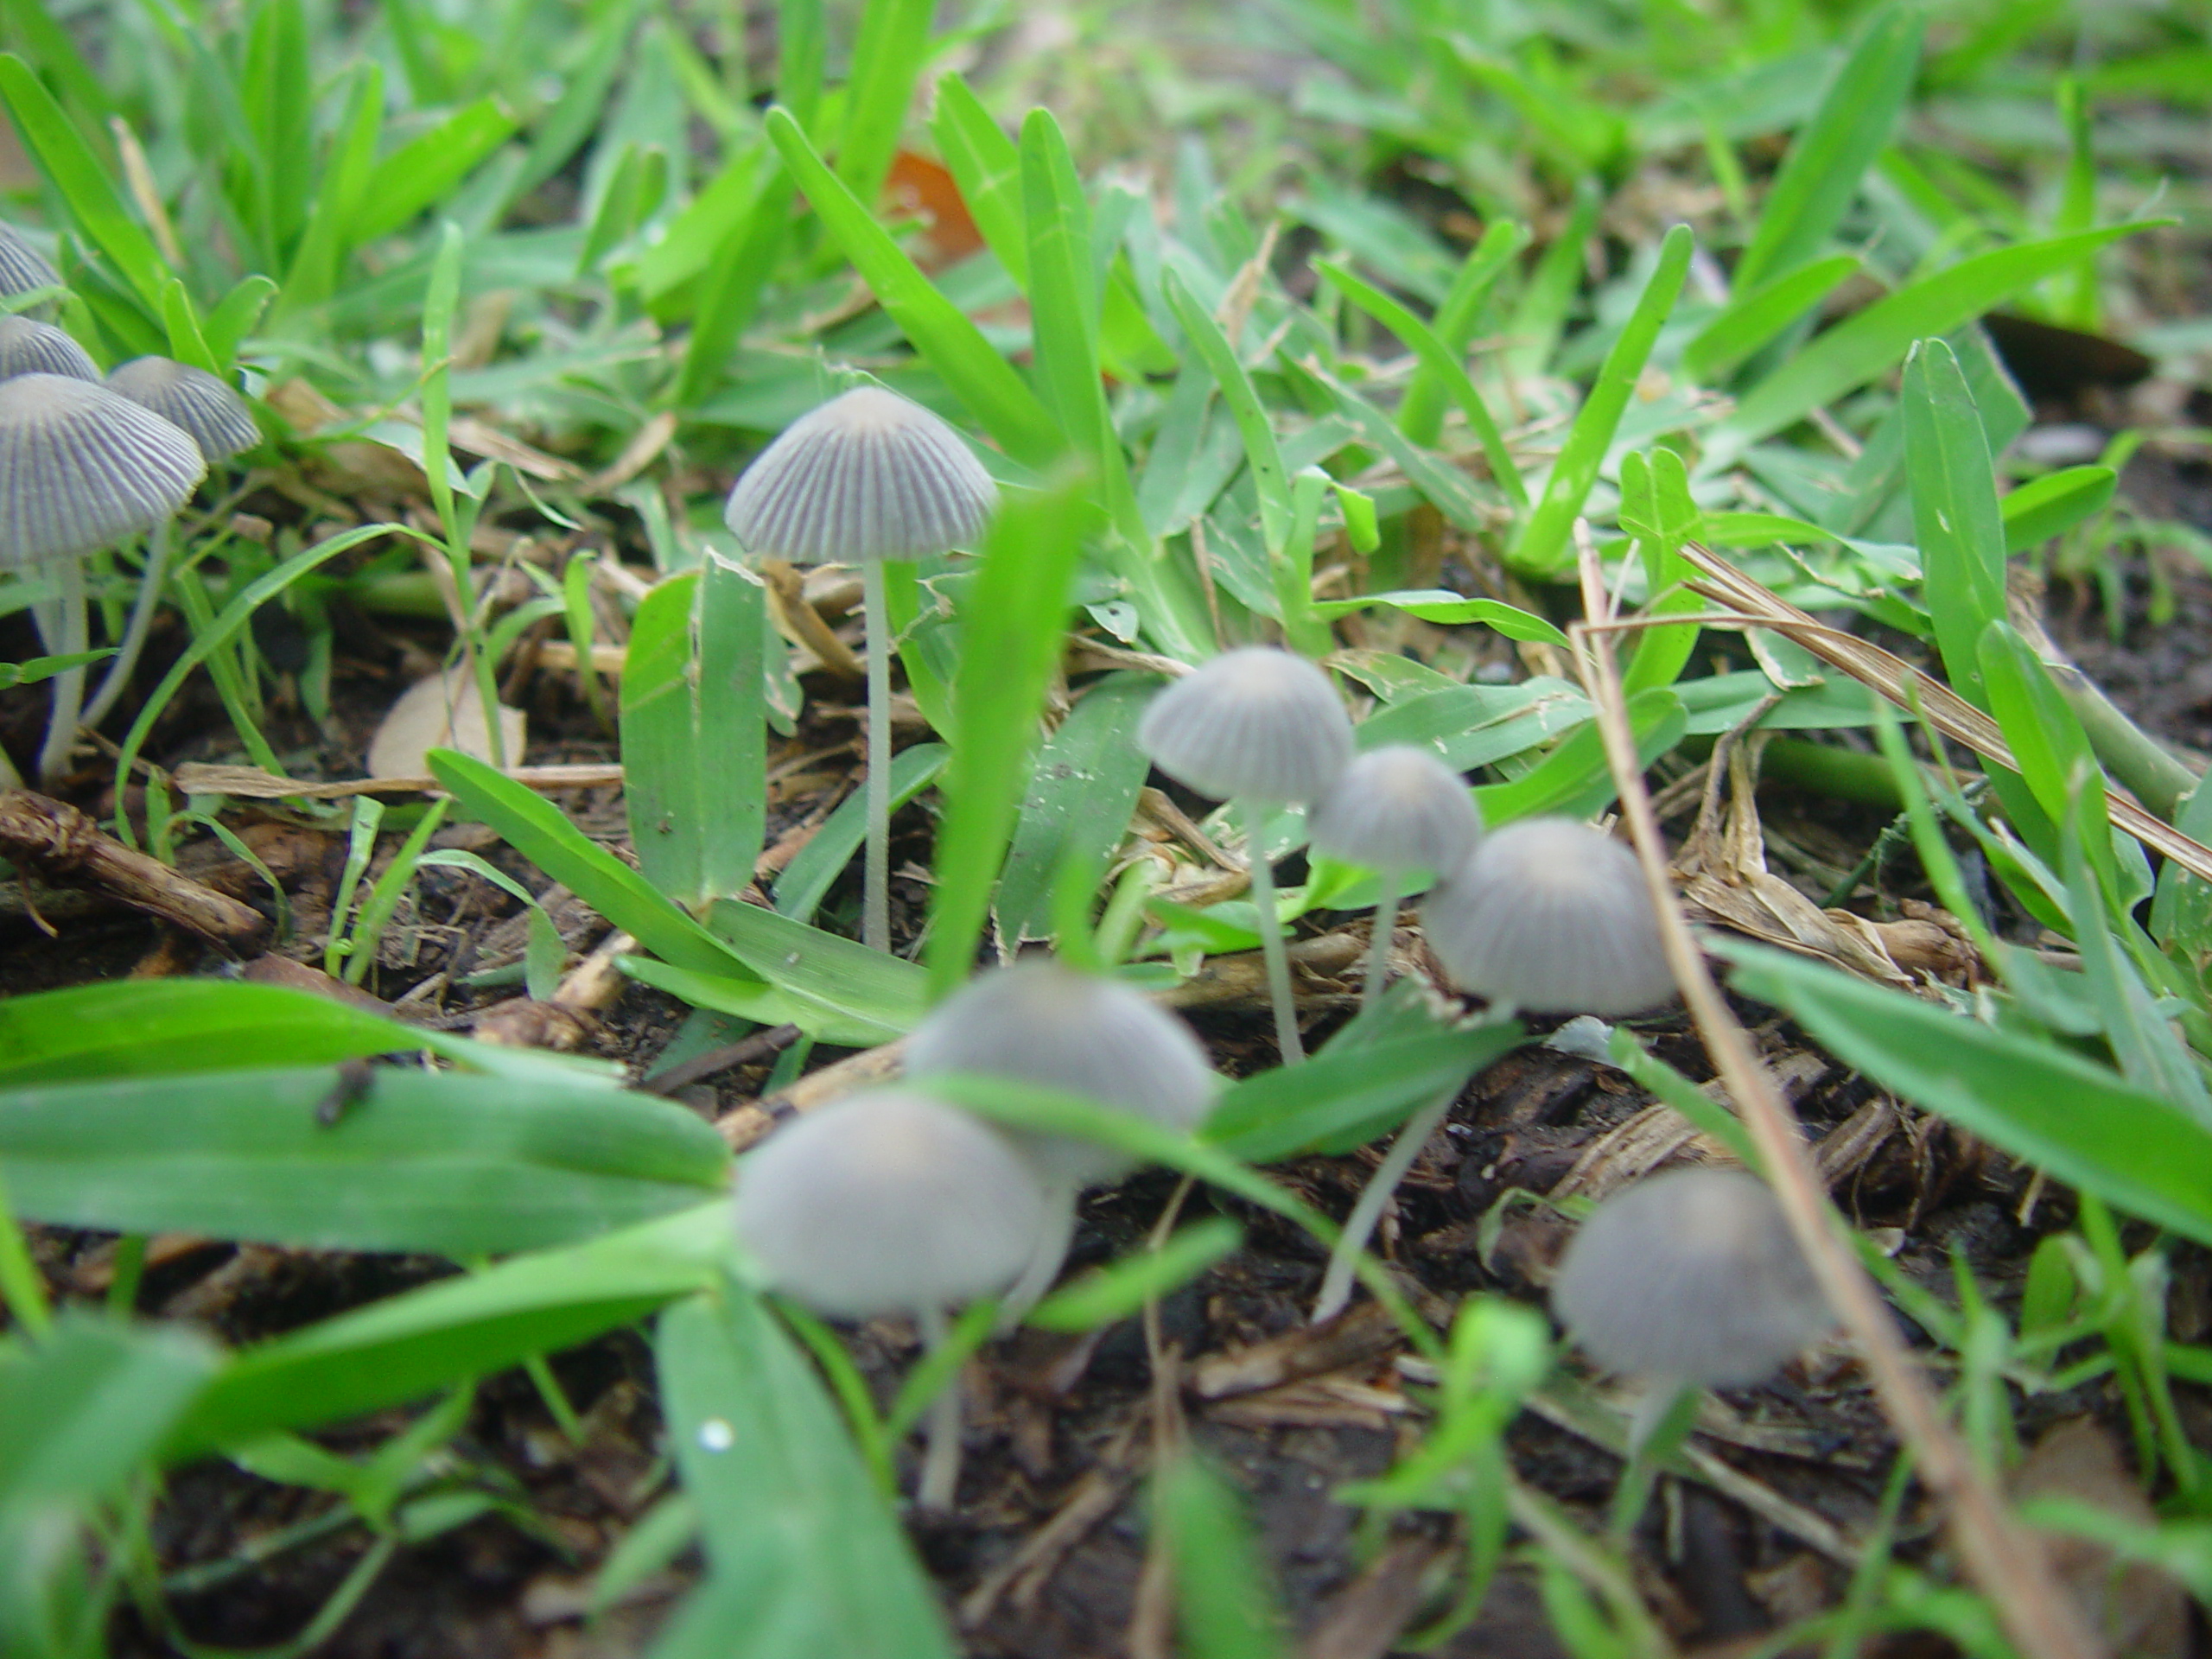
[0,317,97,383]
[84,358,262,729]
[0,373,205,780]
[0,222,60,308]
[1421,816,1674,1015]
[1550,1166,1832,1393]
[1306,744,1481,1005]
[906,958,1217,1317]
[734,1087,1046,1509]
[1137,646,1354,1062]
[724,385,999,954]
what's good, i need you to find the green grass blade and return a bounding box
[1681,253,1859,385]
[622,572,709,907]
[1022,107,1141,545]
[352,97,518,245]
[655,1289,957,1659]
[0,1315,215,1509]
[2004,465,2116,551]
[1164,266,1291,555]
[925,471,1091,998]
[1903,338,2006,709]
[1721,938,2212,1250]
[774,742,948,924]
[1733,2,1923,293]
[673,168,791,408]
[0,53,169,313]
[697,554,767,902]
[1707,222,2166,466]
[836,0,933,214]
[1155,1454,1289,1659]
[1512,224,1693,576]
[994,675,1153,946]
[764,105,1059,469]
[239,0,313,264]
[1395,218,1529,447]
[1314,256,1525,509]
[930,73,1025,286]
[429,747,764,981]
[1504,180,1598,382]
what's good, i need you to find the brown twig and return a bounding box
[1569,525,2099,1659]
[0,790,266,944]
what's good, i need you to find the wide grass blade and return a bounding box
[836,0,934,214]
[352,97,518,245]
[931,73,1026,285]
[764,105,1059,469]
[654,1287,956,1659]
[1732,2,1923,293]
[995,675,1153,946]
[623,573,710,906]
[0,1063,731,1255]
[1682,253,1859,385]
[170,1203,732,1453]
[925,473,1091,997]
[1512,225,1693,575]
[1707,221,2165,465]
[1722,939,2212,1250]
[1903,338,2007,709]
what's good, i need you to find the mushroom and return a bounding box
[0,374,205,781]
[1421,817,1674,1015]
[1552,1166,1833,1531]
[0,317,97,383]
[906,958,1217,1318]
[1136,646,1353,1062]
[1306,744,1481,1005]
[84,358,260,731]
[723,385,998,952]
[0,222,60,309]
[734,1087,1046,1508]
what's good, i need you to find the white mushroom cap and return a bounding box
[0,317,96,383]
[0,222,59,301]
[1551,1166,1831,1389]
[1421,817,1673,1014]
[105,357,258,462]
[906,960,1218,1186]
[1136,647,1354,805]
[734,1089,1047,1319]
[0,374,207,568]
[1306,745,1481,874]
[722,385,998,564]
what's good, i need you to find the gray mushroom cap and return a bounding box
[734,1089,1047,1319]
[722,385,998,564]
[105,357,259,462]
[905,960,1218,1186]
[1306,745,1482,874]
[0,222,60,302]
[1421,817,1674,1015]
[1551,1167,1832,1389]
[1136,647,1354,806]
[0,317,97,383]
[0,374,207,568]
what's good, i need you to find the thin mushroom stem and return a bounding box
[1361,867,1404,1006]
[1240,797,1303,1064]
[1570,524,2098,1659]
[915,1303,963,1511]
[35,556,87,782]
[81,521,168,733]
[861,557,893,955]
[995,1179,1078,1334]
[1311,1082,1453,1323]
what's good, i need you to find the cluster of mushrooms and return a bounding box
[720,384,1834,1510]
[0,219,259,782]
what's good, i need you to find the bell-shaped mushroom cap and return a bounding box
[722,385,998,564]
[906,960,1218,1186]
[0,374,206,569]
[0,222,60,301]
[1421,817,1673,1015]
[734,1089,1047,1319]
[0,316,97,383]
[105,357,258,462]
[1307,745,1482,874]
[1137,647,1354,806]
[1551,1167,1831,1389]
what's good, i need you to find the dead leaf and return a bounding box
[366,666,527,779]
